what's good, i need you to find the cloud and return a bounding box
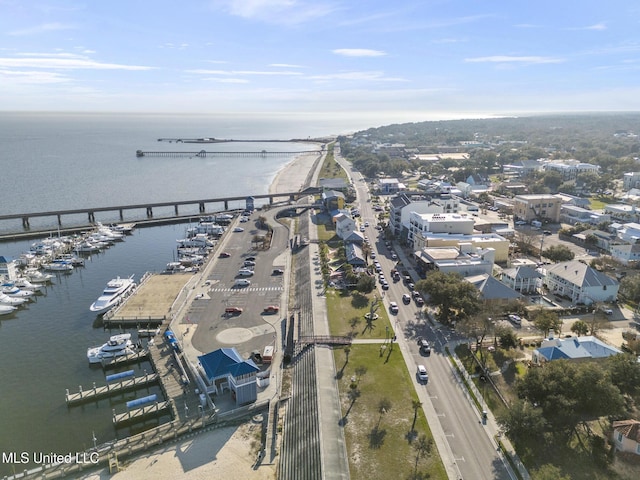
[0,69,70,84]
[269,63,306,68]
[7,23,75,36]
[567,22,607,31]
[333,49,387,57]
[0,53,154,70]
[465,55,565,65]
[211,0,336,25]
[187,68,303,76]
[307,71,406,82]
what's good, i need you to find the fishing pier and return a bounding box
[135,149,319,158]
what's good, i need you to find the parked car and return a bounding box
[219,252,231,258]
[243,260,256,267]
[237,269,254,277]
[272,269,284,275]
[389,302,399,314]
[402,293,411,304]
[225,306,243,315]
[415,297,424,306]
[233,227,244,232]
[245,256,256,261]
[508,314,522,325]
[234,279,251,287]
[263,305,280,314]
[515,220,527,226]
[417,364,429,383]
[381,282,389,290]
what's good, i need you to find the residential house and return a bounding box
[321,190,345,211]
[532,333,621,365]
[500,265,543,294]
[345,243,366,266]
[544,261,619,304]
[466,274,522,303]
[378,178,403,194]
[197,348,260,405]
[334,213,357,241]
[612,420,640,456]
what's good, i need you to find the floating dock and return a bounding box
[65,372,159,406]
[100,349,149,369]
[113,400,172,426]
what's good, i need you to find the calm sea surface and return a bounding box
[0,112,344,475]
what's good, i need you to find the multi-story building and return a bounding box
[542,159,600,181]
[560,204,610,225]
[389,193,462,242]
[604,204,640,223]
[407,212,474,247]
[544,261,619,304]
[623,172,640,191]
[512,194,562,223]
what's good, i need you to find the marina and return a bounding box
[65,372,159,405]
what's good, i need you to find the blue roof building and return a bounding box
[532,332,621,365]
[197,348,259,405]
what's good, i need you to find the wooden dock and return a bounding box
[65,373,159,405]
[100,349,149,369]
[113,401,172,426]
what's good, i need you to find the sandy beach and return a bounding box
[79,149,325,480]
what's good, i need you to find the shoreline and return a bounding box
[76,147,327,480]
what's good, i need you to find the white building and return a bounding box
[407,212,475,246]
[414,243,495,277]
[544,261,619,304]
[334,213,357,241]
[413,232,510,263]
[623,172,640,191]
[542,159,600,181]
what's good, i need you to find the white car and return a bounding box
[515,220,527,226]
[417,365,428,383]
[234,279,251,287]
[508,314,522,325]
[389,302,399,314]
[237,269,254,277]
[233,227,244,232]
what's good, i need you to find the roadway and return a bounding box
[335,145,515,480]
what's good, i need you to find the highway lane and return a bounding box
[337,148,513,480]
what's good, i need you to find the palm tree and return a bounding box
[411,398,422,432]
[413,435,433,475]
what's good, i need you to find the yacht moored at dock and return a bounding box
[89,275,136,314]
[87,333,137,364]
[0,304,17,315]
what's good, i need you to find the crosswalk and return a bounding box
[209,286,283,293]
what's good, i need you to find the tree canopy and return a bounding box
[416,271,480,324]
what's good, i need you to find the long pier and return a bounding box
[136,149,319,158]
[113,401,172,426]
[0,187,322,230]
[100,349,149,369]
[65,372,159,405]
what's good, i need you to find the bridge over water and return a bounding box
[0,187,322,233]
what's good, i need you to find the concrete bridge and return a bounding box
[0,187,321,231]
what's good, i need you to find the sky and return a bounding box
[2,0,640,124]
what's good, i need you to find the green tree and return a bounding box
[570,320,589,336]
[541,245,575,262]
[495,324,519,349]
[497,399,547,448]
[530,308,562,336]
[606,353,640,396]
[416,271,480,324]
[355,275,375,293]
[531,464,571,480]
[619,274,640,303]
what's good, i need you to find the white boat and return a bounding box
[89,275,136,314]
[1,285,35,299]
[13,278,45,293]
[74,241,102,253]
[0,305,17,316]
[0,293,27,306]
[24,268,54,284]
[42,260,74,272]
[87,333,136,363]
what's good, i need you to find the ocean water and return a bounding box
[0,112,342,476]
